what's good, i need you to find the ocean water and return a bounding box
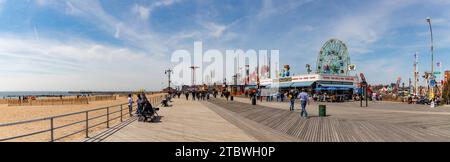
[0,91,82,98]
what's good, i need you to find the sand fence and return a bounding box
[0,93,167,142]
[2,95,118,106]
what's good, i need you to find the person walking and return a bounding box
[372,92,377,102]
[298,89,309,118]
[289,91,295,111]
[185,91,189,100]
[225,90,230,101]
[128,94,134,117]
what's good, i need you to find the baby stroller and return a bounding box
[138,101,160,122]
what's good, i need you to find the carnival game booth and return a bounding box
[261,74,358,102]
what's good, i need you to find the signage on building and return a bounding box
[430,79,436,87]
[279,77,292,82]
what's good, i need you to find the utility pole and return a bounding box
[414,52,419,96]
[426,17,436,107]
[409,78,412,95]
[245,64,250,87]
[232,74,238,101]
[164,69,173,90]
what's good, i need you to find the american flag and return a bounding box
[437,62,441,68]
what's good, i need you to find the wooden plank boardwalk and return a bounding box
[87,97,450,142]
[208,98,450,142]
[91,98,259,142]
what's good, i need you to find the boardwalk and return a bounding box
[95,98,258,142]
[92,97,450,142]
[218,97,450,142]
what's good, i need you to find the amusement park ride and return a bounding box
[256,38,360,103]
[316,39,352,76]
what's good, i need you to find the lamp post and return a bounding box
[245,64,250,87]
[414,52,419,96]
[426,17,436,107]
[189,65,199,87]
[164,69,173,91]
[232,74,238,101]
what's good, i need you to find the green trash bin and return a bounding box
[319,105,326,117]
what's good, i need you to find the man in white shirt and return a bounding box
[297,89,309,118]
[128,94,134,117]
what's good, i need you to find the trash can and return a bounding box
[319,105,326,117]
[252,96,256,105]
[230,96,234,101]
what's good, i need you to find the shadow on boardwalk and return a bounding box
[83,117,138,142]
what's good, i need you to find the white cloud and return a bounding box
[257,0,314,20]
[114,25,120,38]
[131,0,183,21]
[132,4,150,20]
[37,0,171,58]
[0,34,168,91]
[154,0,180,7]
[203,22,227,38]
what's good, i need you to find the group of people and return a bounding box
[407,95,442,106]
[181,90,218,101]
[127,93,154,117]
[285,89,310,118]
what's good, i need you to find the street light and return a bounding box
[426,17,436,107]
[189,65,199,86]
[164,69,173,90]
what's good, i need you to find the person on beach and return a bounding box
[192,91,196,101]
[177,92,181,99]
[298,89,309,118]
[128,94,134,117]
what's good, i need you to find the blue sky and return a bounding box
[0,0,449,91]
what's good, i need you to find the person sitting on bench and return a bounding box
[161,97,169,107]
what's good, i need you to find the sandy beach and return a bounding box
[0,94,166,142]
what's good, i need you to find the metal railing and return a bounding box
[0,94,166,142]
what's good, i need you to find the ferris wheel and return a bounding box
[316,39,351,76]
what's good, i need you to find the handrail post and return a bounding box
[85,111,89,138]
[50,118,54,142]
[120,104,123,122]
[107,107,110,128]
